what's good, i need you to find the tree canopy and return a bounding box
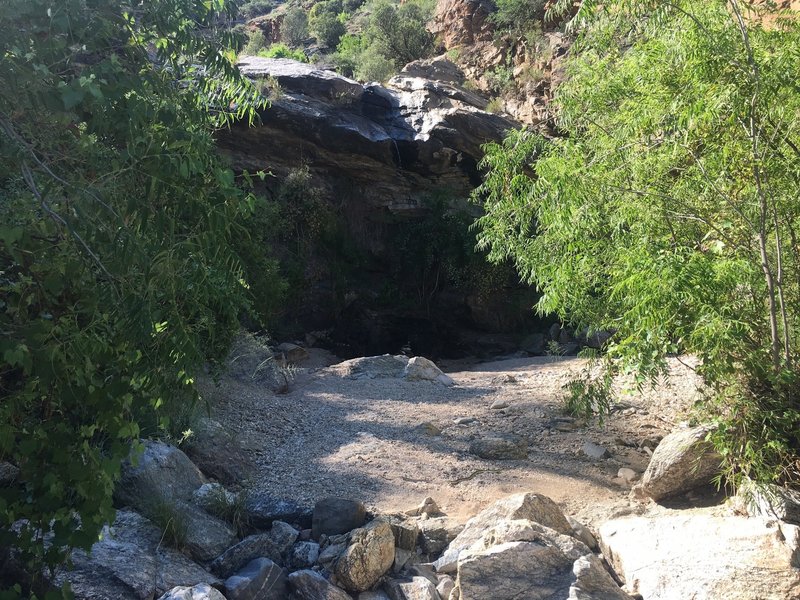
[0,0,267,587]
[475,0,800,487]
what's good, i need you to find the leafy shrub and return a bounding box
[258,43,308,62]
[239,0,275,19]
[242,29,268,54]
[490,0,546,34]
[0,0,267,585]
[280,7,309,47]
[368,0,434,68]
[475,0,800,489]
[309,0,347,47]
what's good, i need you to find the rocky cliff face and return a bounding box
[217,57,515,215]
[217,57,543,357]
[430,0,572,125]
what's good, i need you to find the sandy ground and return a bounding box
[201,346,708,528]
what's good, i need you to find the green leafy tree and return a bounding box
[280,7,309,48]
[0,0,267,587]
[309,0,347,48]
[368,0,433,68]
[490,0,546,34]
[475,0,800,488]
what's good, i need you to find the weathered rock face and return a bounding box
[430,0,495,47]
[633,425,721,501]
[334,520,396,592]
[217,57,514,211]
[599,514,800,599]
[434,492,573,573]
[54,510,220,600]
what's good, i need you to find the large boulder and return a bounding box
[454,519,632,600]
[599,514,800,599]
[183,418,255,486]
[327,355,409,380]
[633,425,721,501]
[54,510,220,600]
[115,441,204,508]
[244,494,312,529]
[403,356,454,386]
[334,520,396,592]
[434,493,572,573]
[312,497,367,539]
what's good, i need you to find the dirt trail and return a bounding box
[203,351,704,527]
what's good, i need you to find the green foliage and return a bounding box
[490,0,546,35]
[563,367,613,424]
[474,0,800,488]
[309,0,347,48]
[333,0,434,81]
[280,7,310,48]
[239,0,275,19]
[367,0,434,68]
[258,43,308,62]
[389,195,516,313]
[242,29,269,54]
[0,0,267,581]
[203,487,252,538]
[148,498,189,550]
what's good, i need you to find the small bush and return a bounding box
[149,498,189,550]
[280,7,309,47]
[239,0,274,19]
[242,29,268,55]
[258,43,308,62]
[204,487,252,538]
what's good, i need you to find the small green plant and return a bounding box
[204,487,252,537]
[485,97,505,114]
[256,74,285,100]
[545,339,564,357]
[563,369,613,424]
[149,497,188,550]
[242,30,268,55]
[446,47,461,61]
[257,43,308,62]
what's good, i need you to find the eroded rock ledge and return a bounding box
[216,57,516,213]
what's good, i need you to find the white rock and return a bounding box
[599,514,800,599]
[404,356,454,386]
[434,493,573,573]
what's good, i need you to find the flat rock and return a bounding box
[335,520,396,592]
[288,569,352,600]
[417,517,464,557]
[224,557,287,600]
[328,354,410,380]
[54,510,220,599]
[434,493,572,573]
[633,425,721,501]
[312,497,366,540]
[244,494,312,529]
[184,419,255,486]
[468,435,527,460]
[599,514,800,599]
[582,442,610,460]
[177,501,238,564]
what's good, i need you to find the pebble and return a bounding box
[454,417,478,425]
[582,442,610,460]
[490,400,510,410]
